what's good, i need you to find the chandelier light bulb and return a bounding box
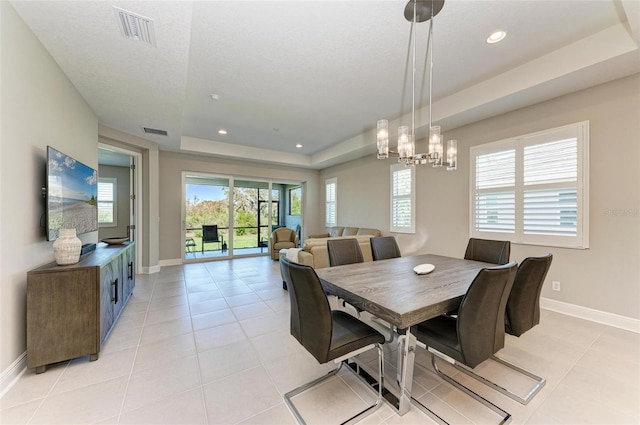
[377,119,389,159]
[446,139,458,170]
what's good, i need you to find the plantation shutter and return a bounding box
[473,150,515,233]
[325,178,337,226]
[390,164,415,233]
[470,121,589,249]
[98,178,116,226]
[523,139,578,237]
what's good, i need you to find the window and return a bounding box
[390,163,415,233]
[470,121,589,248]
[289,187,301,215]
[325,178,337,226]
[98,178,117,227]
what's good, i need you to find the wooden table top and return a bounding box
[316,254,493,329]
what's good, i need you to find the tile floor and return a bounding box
[1,256,639,425]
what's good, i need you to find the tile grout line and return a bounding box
[114,272,156,424]
[23,360,72,425]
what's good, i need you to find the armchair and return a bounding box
[269,227,298,260]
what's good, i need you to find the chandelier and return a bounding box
[376,0,457,170]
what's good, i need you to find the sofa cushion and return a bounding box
[356,227,381,236]
[327,226,345,237]
[342,227,359,236]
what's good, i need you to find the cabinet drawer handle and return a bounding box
[111,278,119,304]
[128,262,133,280]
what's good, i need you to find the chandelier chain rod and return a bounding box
[428,0,434,130]
[411,1,416,143]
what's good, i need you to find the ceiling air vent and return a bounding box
[113,6,157,47]
[143,127,168,136]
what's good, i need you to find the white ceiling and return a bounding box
[11,0,640,169]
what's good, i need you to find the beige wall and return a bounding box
[97,165,131,240]
[322,74,640,320]
[0,2,99,373]
[158,151,322,261]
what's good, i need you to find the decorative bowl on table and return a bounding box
[101,237,129,245]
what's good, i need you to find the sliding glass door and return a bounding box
[183,174,230,260]
[183,173,303,261]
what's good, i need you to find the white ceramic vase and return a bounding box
[53,228,82,265]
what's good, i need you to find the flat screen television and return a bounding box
[46,146,98,241]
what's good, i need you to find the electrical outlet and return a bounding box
[552,281,561,291]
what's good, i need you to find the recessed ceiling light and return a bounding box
[211,94,221,101]
[486,30,507,44]
[218,129,227,135]
[295,144,303,148]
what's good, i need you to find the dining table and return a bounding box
[315,253,494,415]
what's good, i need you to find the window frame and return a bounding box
[390,163,416,234]
[288,186,302,216]
[98,177,118,227]
[325,177,337,227]
[469,121,589,249]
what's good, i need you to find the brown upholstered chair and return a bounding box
[280,257,385,424]
[464,238,511,265]
[327,238,364,267]
[269,227,298,260]
[370,236,401,261]
[411,261,517,424]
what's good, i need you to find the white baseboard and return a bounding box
[1,352,27,399]
[541,297,640,333]
[158,259,182,268]
[139,264,161,274]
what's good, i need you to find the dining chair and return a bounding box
[327,238,364,266]
[370,236,401,261]
[411,261,518,424]
[464,237,511,265]
[279,257,386,425]
[484,253,553,405]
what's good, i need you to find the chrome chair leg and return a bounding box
[411,350,512,425]
[488,354,546,405]
[436,351,545,405]
[284,344,385,425]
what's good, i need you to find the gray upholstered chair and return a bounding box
[411,261,517,424]
[327,238,364,267]
[370,236,401,261]
[269,227,298,260]
[464,238,511,265]
[485,253,553,405]
[280,257,385,424]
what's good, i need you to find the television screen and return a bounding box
[46,146,98,241]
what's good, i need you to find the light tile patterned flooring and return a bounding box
[1,256,639,424]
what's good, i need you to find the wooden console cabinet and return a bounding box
[27,242,135,373]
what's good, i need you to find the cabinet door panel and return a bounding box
[99,263,116,343]
[27,269,98,369]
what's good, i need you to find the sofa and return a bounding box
[284,226,381,269]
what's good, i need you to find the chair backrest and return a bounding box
[202,225,220,242]
[457,261,517,368]
[464,238,511,265]
[274,227,296,243]
[506,253,553,337]
[327,238,364,267]
[280,257,332,363]
[370,236,401,261]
